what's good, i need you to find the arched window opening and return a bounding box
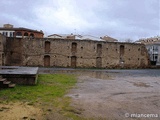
[71,56,77,68]
[24,32,29,38]
[16,32,22,36]
[30,33,34,38]
[71,42,77,52]
[120,45,125,56]
[45,41,50,53]
[44,55,50,67]
[97,44,102,56]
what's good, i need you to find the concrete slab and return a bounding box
[0,66,39,85]
[0,66,38,75]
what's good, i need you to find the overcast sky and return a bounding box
[0,0,159,41]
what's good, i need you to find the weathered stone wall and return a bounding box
[5,38,150,68]
[22,38,44,66]
[5,38,23,66]
[0,34,5,66]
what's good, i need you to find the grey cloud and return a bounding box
[0,0,42,27]
[0,0,159,40]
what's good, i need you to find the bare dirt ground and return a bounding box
[67,70,160,120]
[0,102,43,120]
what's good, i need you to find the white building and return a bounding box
[0,24,15,37]
[146,43,160,65]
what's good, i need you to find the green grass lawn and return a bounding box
[0,74,76,103]
[0,74,89,120]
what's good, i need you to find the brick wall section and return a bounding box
[14,30,44,38]
[5,38,150,68]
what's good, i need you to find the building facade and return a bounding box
[135,36,160,45]
[146,43,160,65]
[2,37,150,68]
[0,24,44,38]
[136,36,160,65]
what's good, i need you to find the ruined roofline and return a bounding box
[20,37,143,45]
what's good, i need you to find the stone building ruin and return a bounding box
[0,35,150,69]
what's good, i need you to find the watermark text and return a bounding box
[125,113,159,118]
